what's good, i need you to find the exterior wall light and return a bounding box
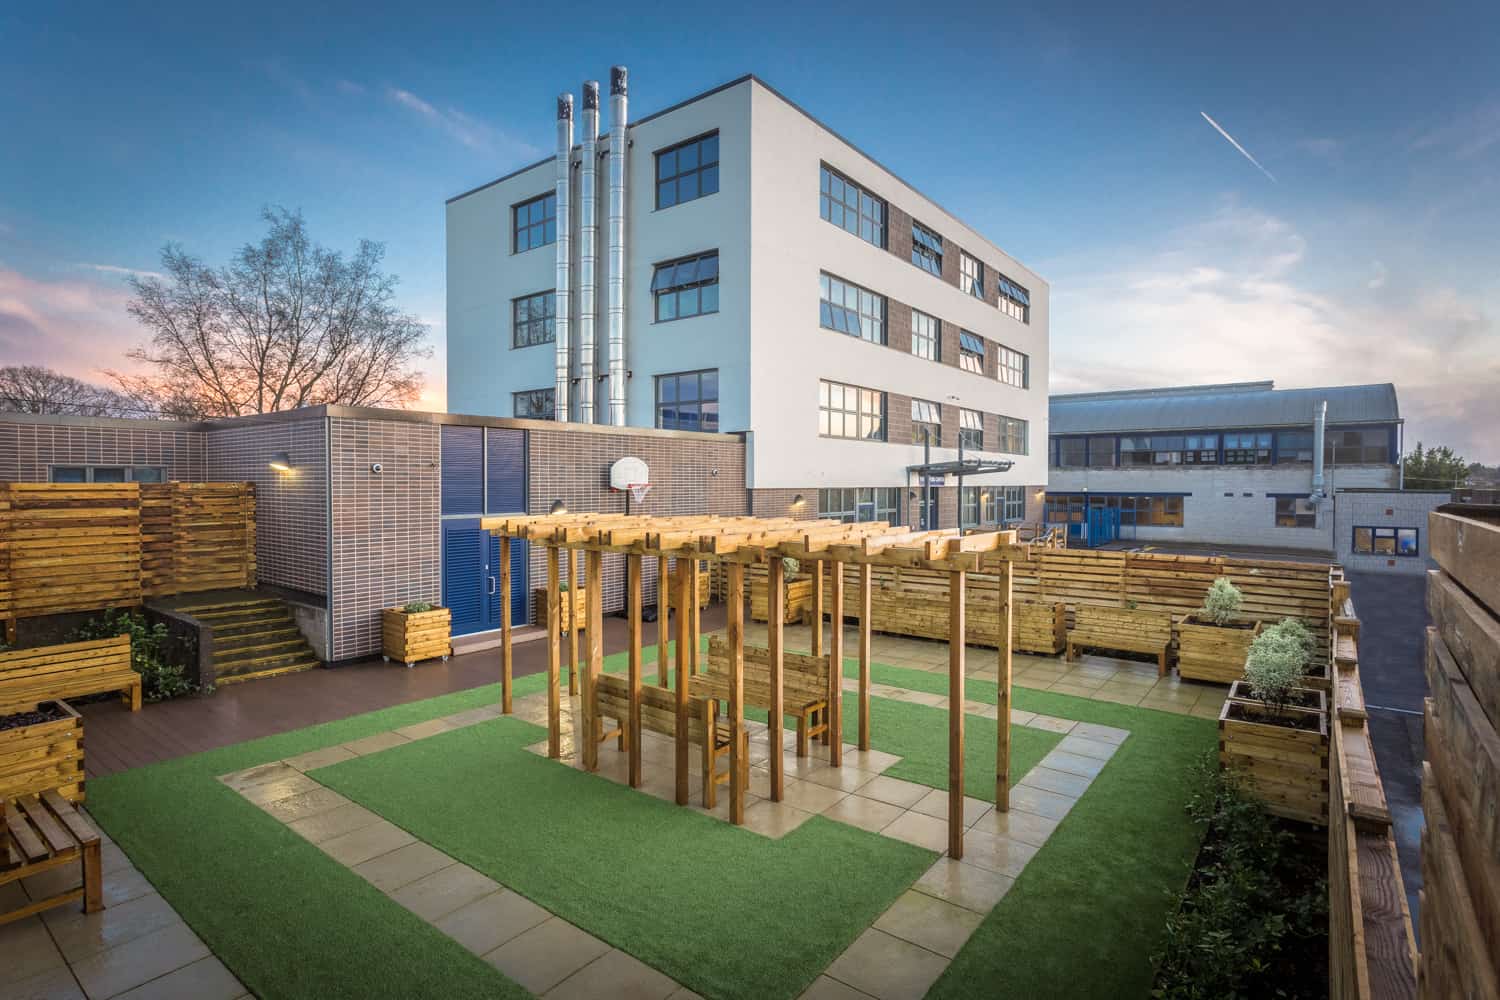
[549,500,568,515]
[269,452,293,472]
[790,493,806,508]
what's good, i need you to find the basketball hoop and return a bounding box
[610,457,651,512]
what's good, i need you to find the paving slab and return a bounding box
[913,858,1014,913]
[544,947,679,1000]
[825,928,949,1000]
[69,920,210,1000]
[872,889,984,957]
[484,917,612,995]
[433,889,550,957]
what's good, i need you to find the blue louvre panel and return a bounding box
[443,519,486,636]
[489,534,530,626]
[441,425,483,516]
[485,427,527,514]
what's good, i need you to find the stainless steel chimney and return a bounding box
[578,82,600,424]
[553,94,574,422]
[606,66,628,426]
[1311,399,1328,500]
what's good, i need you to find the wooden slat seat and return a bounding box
[593,674,745,808]
[1,789,102,926]
[696,636,831,757]
[0,636,141,715]
[1067,605,1174,676]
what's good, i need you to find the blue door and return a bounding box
[443,519,488,636]
[440,425,528,636]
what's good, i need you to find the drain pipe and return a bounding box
[578,82,600,425]
[606,66,629,426]
[553,94,574,422]
[1310,400,1328,500]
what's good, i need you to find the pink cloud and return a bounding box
[0,266,147,383]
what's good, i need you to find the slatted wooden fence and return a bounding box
[140,483,256,595]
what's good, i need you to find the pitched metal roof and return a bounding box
[1049,381,1400,435]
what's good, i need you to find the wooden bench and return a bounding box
[695,636,830,757]
[1066,605,1173,676]
[593,673,744,808]
[1,789,102,926]
[0,636,141,715]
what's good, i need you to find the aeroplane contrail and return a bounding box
[1200,111,1278,183]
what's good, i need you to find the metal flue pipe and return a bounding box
[1311,399,1328,499]
[578,82,600,424]
[606,66,629,426]
[553,94,574,422]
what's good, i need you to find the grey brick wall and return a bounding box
[1333,489,1450,574]
[0,418,205,482]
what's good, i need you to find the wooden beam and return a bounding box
[996,560,1012,811]
[566,549,578,697]
[627,552,643,787]
[674,555,691,805]
[812,560,825,660]
[657,555,670,688]
[583,549,603,772]
[950,567,966,859]
[858,562,872,752]
[828,559,844,768]
[767,554,785,802]
[546,546,561,759]
[500,535,512,714]
[728,562,746,824]
[691,559,702,675]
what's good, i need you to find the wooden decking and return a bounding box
[79,606,727,777]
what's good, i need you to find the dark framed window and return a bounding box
[651,251,719,322]
[819,487,898,524]
[511,290,556,348]
[1045,493,1185,528]
[48,465,163,483]
[1224,431,1272,465]
[911,222,943,275]
[999,417,1028,455]
[819,273,885,344]
[960,486,982,526]
[910,310,939,360]
[656,132,719,209]
[960,252,984,299]
[958,331,985,374]
[1353,525,1418,556]
[1275,496,1317,528]
[1002,485,1024,522]
[513,387,555,420]
[1275,429,1315,463]
[819,166,886,248]
[1087,435,1117,466]
[997,345,1028,388]
[1326,427,1389,465]
[819,380,885,441]
[998,275,1030,323]
[656,369,719,432]
[1053,437,1087,468]
[512,193,556,253]
[912,399,941,446]
[959,409,983,451]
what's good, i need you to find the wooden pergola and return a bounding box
[482,512,1025,857]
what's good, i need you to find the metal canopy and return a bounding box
[906,457,1015,476]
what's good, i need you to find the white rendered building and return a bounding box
[446,71,1049,529]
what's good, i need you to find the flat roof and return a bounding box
[1049,381,1401,435]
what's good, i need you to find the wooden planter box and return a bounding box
[1014,601,1066,655]
[533,588,588,633]
[1177,616,1263,683]
[381,607,451,667]
[750,574,814,624]
[0,700,84,803]
[1218,682,1329,825]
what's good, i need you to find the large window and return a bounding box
[998,345,1028,388]
[819,487,899,524]
[997,275,1030,323]
[1275,496,1317,528]
[999,416,1028,455]
[512,290,555,348]
[512,193,556,253]
[958,331,985,374]
[1326,428,1389,465]
[959,409,983,451]
[1118,434,1217,466]
[1087,436,1117,467]
[911,222,943,275]
[1002,485,1024,522]
[911,399,941,446]
[960,486,982,526]
[911,310,939,361]
[819,166,886,248]
[1223,431,1272,465]
[1353,526,1419,556]
[819,273,885,344]
[49,465,163,483]
[1275,430,1315,464]
[1046,494,1185,528]
[656,369,719,432]
[1052,437,1087,468]
[652,251,719,321]
[513,387,554,419]
[819,380,886,441]
[655,132,719,209]
[960,252,984,299]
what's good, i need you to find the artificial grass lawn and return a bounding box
[314,718,934,1000]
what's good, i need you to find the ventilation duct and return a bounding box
[578,82,600,424]
[553,94,574,422]
[606,65,629,426]
[1310,399,1328,500]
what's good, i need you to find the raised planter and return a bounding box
[750,574,814,624]
[1176,616,1263,683]
[1218,681,1329,826]
[381,606,451,668]
[0,700,84,803]
[1014,601,1067,655]
[533,587,587,633]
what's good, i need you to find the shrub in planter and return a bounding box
[382,603,451,668]
[73,609,203,702]
[1200,577,1244,625]
[1177,578,1261,684]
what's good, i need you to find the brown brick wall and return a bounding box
[887,300,912,355]
[939,235,960,289]
[887,391,913,447]
[327,417,441,661]
[888,204,913,269]
[0,418,205,482]
[750,488,820,521]
[938,486,958,530]
[939,403,959,451]
[939,320,962,369]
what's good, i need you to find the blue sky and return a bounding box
[2,1,1496,460]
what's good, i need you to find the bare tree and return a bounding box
[0,365,137,417]
[116,208,430,417]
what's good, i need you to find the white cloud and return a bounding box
[77,262,165,282]
[386,86,540,159]
[1367,260,1387,290]
[335,79,366,96]
[0,267,145,381]
[1411,99,1500,159]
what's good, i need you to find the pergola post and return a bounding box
[565,549,578,697]
[811,559,824,659]
[627,552,643,787]
[727,562,746,824]
[582,549,603,771]
[674,557,691,805]
[657,555,670,687]
[767,555,785,801]
[949,567,966,859]
[691,560,702,675]
[828,560,844,767]
[500,534,512,714]
[546,545,562,759]
[996,559,1013,810]
[858,562,872,751]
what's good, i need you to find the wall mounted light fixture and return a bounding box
[549,499,568,515]
[790,493,806,508]
[269,452,293,472]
